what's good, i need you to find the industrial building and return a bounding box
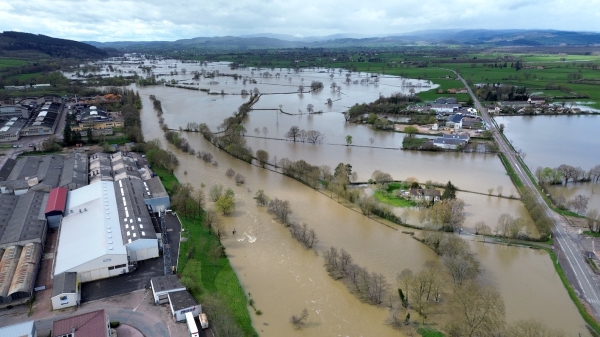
[0,243,42,304]
[45,187,67,229]
[0,104,31,120]
[0,117,27,142]
[19,101,62,137]
[53,179,159,283]
[89,151,146,184]
[0,153,88,194]
[73,106,123,128]
[0,191,48,249]
[53,181,131,283]
[144,176,170,212]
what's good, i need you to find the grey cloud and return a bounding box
[0,0,597,41]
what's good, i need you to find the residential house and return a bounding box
[409,189,441,202]
[446,114,463,129]
[52,309,110,337]
[528,96,546,105]
[433,133,469,150]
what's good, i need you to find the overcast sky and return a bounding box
[1,0,599,42]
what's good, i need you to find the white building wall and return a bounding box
[51,292,77,310]
[172,304,201,322]
[127,239,159,262]
[62,254,128,283]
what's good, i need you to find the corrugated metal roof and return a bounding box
[45,187,68,215]
[0,245,22,298]
[0,191,47,247]
[52,272,77,298]
[8,242,41,297]
[0,320,35,337]
[53,309,107,337]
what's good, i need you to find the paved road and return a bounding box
[452,70,600,318]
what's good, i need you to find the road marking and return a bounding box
[133,289,149,312]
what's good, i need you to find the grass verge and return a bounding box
[498,153,523,189]
[154,168,257,336]
[584,231,600,238]
[548,250,600,334]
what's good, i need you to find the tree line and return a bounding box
[346,92,422,121]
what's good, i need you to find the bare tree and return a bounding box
[254,190,269,206]
[307,104,314,113]
[290,309,309,329]
[369,137,375,147]
[569,194,589,215]
[254,127,260,136]
[285,126,301,142]
[588,209,600,232]
[446,282,506,337]
[505,318,566,337]
[397,269,414,305]
[267,198,292,225]
[496,185,504,197]
[262,126,268,138]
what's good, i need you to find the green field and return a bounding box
[374,182,417,207]
[153,168,257,336]
[5,72,41,81]
[0,58,29,67]
[178,215,257,336]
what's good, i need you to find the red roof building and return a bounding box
[52,309,109,337]
[44,187,67,216]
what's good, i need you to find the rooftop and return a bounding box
[151,275,184,293]
[168,290,198,311]
[0,320,35,337]
[52,272,78,298]
[53,309,107,337]
[0,153,88,192]
[0,117,26,134]
[145,176,168,199]
[54,182,127,276]
[114,178,155,245]
[0,191,47,248]
[45,187,68,215]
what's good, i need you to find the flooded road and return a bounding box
[135,84,589,335]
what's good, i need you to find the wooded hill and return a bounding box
[0,31,107,59]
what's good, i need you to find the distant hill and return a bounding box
[84,29,600,52]
[0,31,107,59]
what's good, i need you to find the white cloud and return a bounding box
[0,0,598,41]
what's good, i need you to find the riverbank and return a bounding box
[153,167,257,337]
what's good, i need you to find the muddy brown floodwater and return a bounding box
[131,63,589,336]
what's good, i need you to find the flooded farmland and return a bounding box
[121,59,590,335]
[496,115,600,211]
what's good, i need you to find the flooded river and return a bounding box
[133,75,589,335]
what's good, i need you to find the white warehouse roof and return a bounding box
[54,181,126,276]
